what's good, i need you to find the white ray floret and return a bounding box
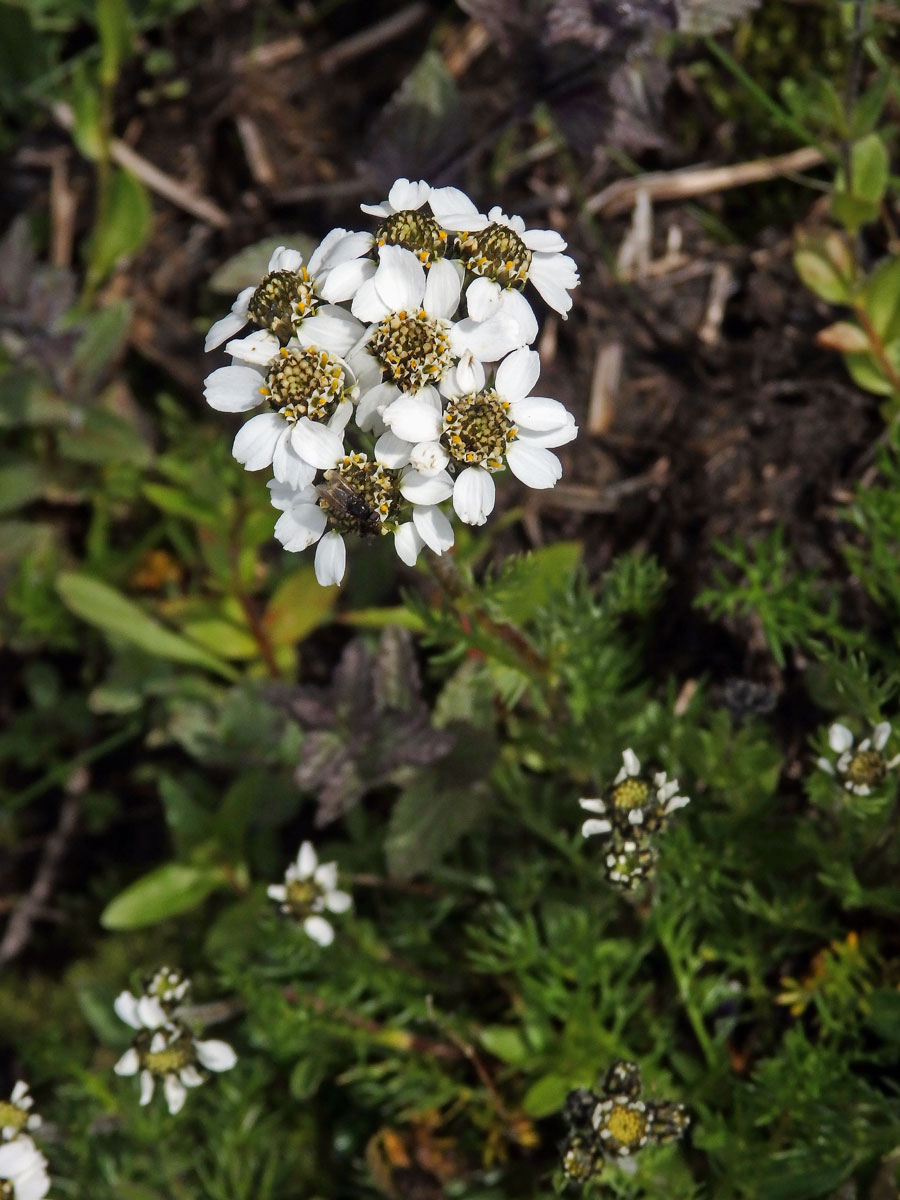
[0,1134,50,1200]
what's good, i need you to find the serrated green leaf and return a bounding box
[482,542,581,625]
[100,862,226,929]
[86,168,151,287]
[56,572,237,679]
[385,779,490,882]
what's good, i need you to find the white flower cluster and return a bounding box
[204,179,580,585]
[0,1083,48,1200]
[817,721,900,796]
[267,840,352,947]
[113,968,237,1115]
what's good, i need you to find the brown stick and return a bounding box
[0,793,80,966]
[585,147,827,218]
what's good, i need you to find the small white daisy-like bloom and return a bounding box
[0,1134,50,1200]
[113,986,237,1116]
[385,348,576,526]
[0,1083,41,1143]
[142,965,191,1010]
[817,721,900,796]
[359,177,449,267]
[205,233,373,353]
[429,190,580,318]
[267,840,352,947]
[204,337,362,488]
[580,748,690,836]
[592,1094,650,1158]
[268,452,402,586]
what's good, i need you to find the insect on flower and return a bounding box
[316,471,385,538]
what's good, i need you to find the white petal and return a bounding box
[582,818,613,837]
[412,504,454,554]
[495,347,541,403]
[496,288,538,345]
[267,883,287,902]
[373,245,425,313]
[453,350,485,394]
[816,756,836,775]
[164,1074,187,1115]
[506,442,562,488]
[272,432,318,488]
[194,1039,237,1072]
[521,228,567,253]
[453,467,495,525]
[114,990,142,1030]
[267,245,303,272]
[465,277,503,322]
[516,414,578,448]
[319,257,376,304]
[450,314,523,362]
[423,257,462,320]
[389,178,431,212]
[291,417,345,470]
[11,1082,29,1105]
[873,722,891,750]
[139,1070,155,1106]
[203,364,266,413]
[315,531,347,586]
[528,254,579,317]
[394,522,424,566]
[303,914,335,946]
[360,201,392,218]
[350,277,387,322]
[268,478,317,511]
[114,1047,140,1076]
[309,227,368,273]
[357,382,400,432]
[293,306,366,356]
[400,467,454,505]
[509,395,571,431]
[579,797,607,813]
[296,841,318,876]
[828,724,854,753]
[314,861,339,891]
[409,440,450,476]
[383,395,443,443]
[428,185,489,231]
[204,288,254,351]
[233,413,284,471]
[179,1065,205,1088]
[325,888,353,913]
[225,328,280,367]
[622,749,641,776]
[373,430,413,468]
[136,996,167,1029]
[274,503,327,552]
[15,1165,51,1200]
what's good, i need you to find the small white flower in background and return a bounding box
[0,1083,41,1143]
[268,840,352,947]
[579,749,690,890]
[142,965,191,1010]
[817,721,900,796]
[386,348,577,526]
[113,980,237,1116]
[0,1134,50,1200]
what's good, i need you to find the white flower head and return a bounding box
[142,965,191,1012]
[113,974,236,1116]
[0,1134,50,1200]
[430,193,580,319]
[269,452,401,586]
[0,1083,41,1143]
[205,235,372,353]
[204,339,362,488]
[579,748,689,890]
[817,721,900,796]
[357,178,451,267]
[387,348,576,526]
[267,840,352,947]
